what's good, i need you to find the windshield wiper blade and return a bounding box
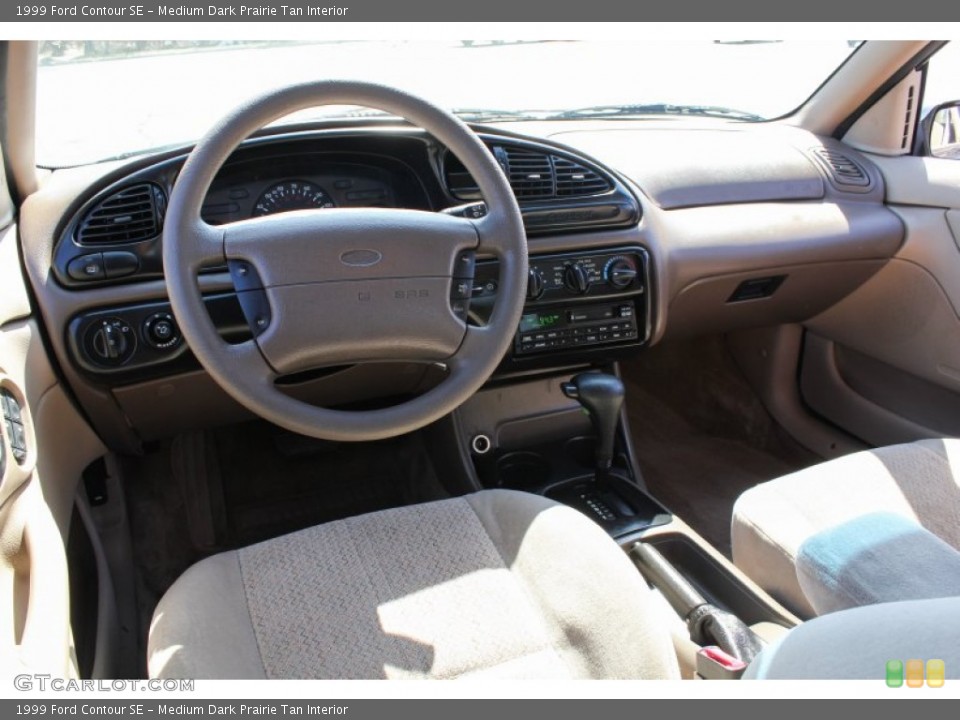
[549,103,764,121]
[451,108,546,122]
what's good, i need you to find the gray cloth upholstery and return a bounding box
[745,596,960,680]
[149,489,680,680]
[732,439,960,617]
[797,512,960,615]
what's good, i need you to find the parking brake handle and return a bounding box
[629,541,763,665]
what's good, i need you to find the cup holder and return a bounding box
[496,451,550,489]
[565,435,598,469]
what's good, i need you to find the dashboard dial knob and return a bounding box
[563,263,591,295]
[527,268,546,300]
[87,318,136,366]
[604,257,638,290]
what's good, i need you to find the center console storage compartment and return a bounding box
[643,533,790,627]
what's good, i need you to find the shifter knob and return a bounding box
[561,372,625,472]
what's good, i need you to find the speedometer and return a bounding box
[252,180,336,217]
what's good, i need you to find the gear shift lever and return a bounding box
[561,372,625,478]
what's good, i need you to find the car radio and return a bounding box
[515,303,638,355]
[472,246,650,361]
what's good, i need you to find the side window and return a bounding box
[0,143,13,230]
[921,42,960,159]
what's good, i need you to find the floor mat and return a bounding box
[622,335,818,557]
[123,422,448,665]
[211,422,446,547]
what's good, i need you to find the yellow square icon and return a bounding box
[906,659,924,688]
[927,659,945,688]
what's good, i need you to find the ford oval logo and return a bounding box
[339,249,383,267]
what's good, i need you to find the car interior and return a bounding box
[2,38,960,683]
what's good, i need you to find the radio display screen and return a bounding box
[519,312,563,333]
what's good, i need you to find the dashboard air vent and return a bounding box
[443,144,614,202]
[442,154,481,199]
[554,157,612,196]
[812,148,870,188]
[503,147,554,199]
[76,183,166,245]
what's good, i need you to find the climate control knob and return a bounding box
[604,257,638,290]
[526,268,546,300]
[563,263,591,295]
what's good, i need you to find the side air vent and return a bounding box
[444,144,614,201]
[76,183,166,245]
[554,157,612,196]
[811,148,870,189]
[503,147,554,199]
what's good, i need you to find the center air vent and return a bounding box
[76,183,166,245]
[554,157,612,196]
[443,144,614,202]
[811,148,870,189]
[503,147,555,199]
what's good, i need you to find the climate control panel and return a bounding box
[476,249,646,306]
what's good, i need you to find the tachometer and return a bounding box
[252,180,336,217]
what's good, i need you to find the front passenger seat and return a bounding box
[148,489,680,679]
[732,439,960,618]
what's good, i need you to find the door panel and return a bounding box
[803,156,960,444]
[0,208,106,679]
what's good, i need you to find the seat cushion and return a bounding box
[731,438,960,617]
[148,489,679,680]
[744,596,960,680]
[796,512,960,615]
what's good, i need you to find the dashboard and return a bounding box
[18,119,905,452]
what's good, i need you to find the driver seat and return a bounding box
[147,489,680,679]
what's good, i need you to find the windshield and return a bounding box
[36,40,860,167]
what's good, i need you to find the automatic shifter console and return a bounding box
[561,372,625,479]
[547,371,671,536]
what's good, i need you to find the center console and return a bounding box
[452,366,800,676]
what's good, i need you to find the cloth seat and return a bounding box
[732,438,960,618]
[148,489,680,679]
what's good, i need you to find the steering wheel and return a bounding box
[162,82,527,441]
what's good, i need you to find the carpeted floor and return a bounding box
[621,335,819,557]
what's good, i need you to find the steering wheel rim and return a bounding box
[162,81,527,442]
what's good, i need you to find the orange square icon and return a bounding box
[906,659,924,688]
[927,659,945,688]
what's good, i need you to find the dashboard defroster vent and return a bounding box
[76,183,166,245]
